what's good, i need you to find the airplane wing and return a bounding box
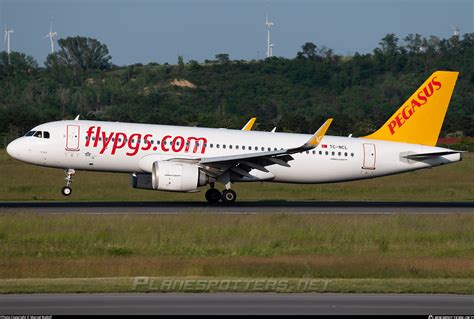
[196,119,333,179]
[241,117,257,131]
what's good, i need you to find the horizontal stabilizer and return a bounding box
[402,151,463,159]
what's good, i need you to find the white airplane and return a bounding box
[6,71,463,203]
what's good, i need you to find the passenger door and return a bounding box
[362,143,376,170]
[65,125,80,151]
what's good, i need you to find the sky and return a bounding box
[0,0,472,66]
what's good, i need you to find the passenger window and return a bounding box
[319,151,322,155]
[217,144,220,148]
[223,144,226,149]
[338,152,341,156]
[325,151,328,155]
[332,152,335,156]
[242,146,245,150]
[312,150,315,154]
[351,153,354,157]
[344,152,348,157]
[210,144,213,148]
[255,146,258,151]
[229,145,233,149]
[43,131,50,139]
[236,145,239,150]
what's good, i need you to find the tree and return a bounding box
[177,55,184,66]
[188,59,201,70]
[0,51,38,77]
[378,33,399,55]
[215,53,230,64]
[404,34,423,53]
[297,42,317,59]
[45,36,112,71]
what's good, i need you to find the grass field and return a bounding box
[0,150,472,294]
[0,213,473,293]
[0,150,472,201]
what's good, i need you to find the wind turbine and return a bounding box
[265,12,274,58]
[4,25,14,63]
[450,24,460,37]
[45,18,57,53]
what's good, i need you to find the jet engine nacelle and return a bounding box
[148,161,208,192]
[131,161,208,192]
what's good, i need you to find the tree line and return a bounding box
[0,33,473,142]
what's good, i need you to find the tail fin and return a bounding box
[364,71,459,146]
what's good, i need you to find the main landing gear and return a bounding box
[61,168,75,196]
[205,183,237,204]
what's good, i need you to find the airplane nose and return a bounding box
[6,139,21,159]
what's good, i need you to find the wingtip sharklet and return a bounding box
[242,117,257,131]
[286,118,333,154]
[305,118,333,147]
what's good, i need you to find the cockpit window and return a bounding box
[43,131,50,139]
[25,131,36,137]
[33,131,43,138]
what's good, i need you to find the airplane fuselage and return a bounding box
[7,120,461,184]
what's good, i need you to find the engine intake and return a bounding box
[150,161,208,192]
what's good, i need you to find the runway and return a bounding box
[0,201,472,214]
[1,293,472,315]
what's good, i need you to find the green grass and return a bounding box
[0,150,472,201]
[0,213,472,281]
[0,150,473,294]
[1,277,472,294]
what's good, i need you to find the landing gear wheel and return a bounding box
[205,188,221,203]
[62,168,75,197]
[61,186,72,196]
[221,189,237,204]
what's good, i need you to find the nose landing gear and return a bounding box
[61,168,75,196]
